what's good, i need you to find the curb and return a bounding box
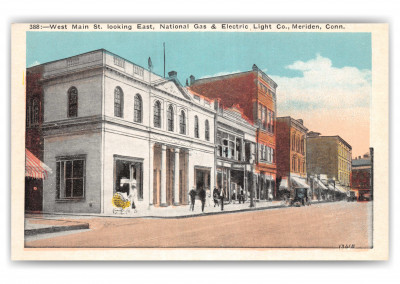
[24,223,90,236]
[25,200,337,221]
[141,199,333,219]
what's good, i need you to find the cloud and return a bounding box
[28,60,41,67]
[271,54,372,157]
[271,54,371,111]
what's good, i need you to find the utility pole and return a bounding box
[163,42,166,78]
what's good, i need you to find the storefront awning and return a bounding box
[335,184,348,194]
[315,178,328,191]
[279,178,288,190]
[328,184,338,192]
[291,176,310,189]
[25,149,52,179]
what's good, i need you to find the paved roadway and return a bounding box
[25,201,372,249]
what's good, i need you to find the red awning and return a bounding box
[25,149,52,179]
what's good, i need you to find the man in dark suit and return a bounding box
[198,187,206,213]
[189,187,197,211]
[220,187,225,211]
[213,187,219,207]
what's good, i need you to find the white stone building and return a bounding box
[41,49,215,214]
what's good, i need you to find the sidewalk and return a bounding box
[24,199,333,235]
[25,218,90,236]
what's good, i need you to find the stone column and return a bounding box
[173,148,180,205]
[187,149,194,194]
[148,141,154,206]
[160,144,167,206]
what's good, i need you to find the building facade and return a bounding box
[276,117,308,197]
[306,134,352,192]
[25,65,45,212]
[351,151,373,201]
[41,49,216,214]
[188,64,278,200]
[212,102,257,202]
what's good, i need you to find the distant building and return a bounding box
[276,117,308,197]
[189,64,278,200]
[352,151,373,200]
[306,134,352,192]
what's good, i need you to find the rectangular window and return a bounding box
[56,156,86,199]
[113,56,125,68]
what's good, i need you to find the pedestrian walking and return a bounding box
[268,188,273,202]
[213,187,219,207]
[199,187,206,213]
[189,187,197,211]
[206,187,211,207]
[129,182,138,213]
[239,189,245,204]
[220,187,225,211]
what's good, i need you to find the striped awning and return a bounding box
[25,149,52,179]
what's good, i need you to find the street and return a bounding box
[25,201,372,249]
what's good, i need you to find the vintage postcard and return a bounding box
[11,23,389,260]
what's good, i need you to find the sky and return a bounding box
[27,31,371,157]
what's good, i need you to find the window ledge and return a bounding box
[56,198,85,202]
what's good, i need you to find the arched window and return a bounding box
[32,99,39,124]
[194,116,199,138]
[114,87,124,118]
[167,105,174,131]
[134,94,142,123]
[301,136,305,154]
[205,120,210,141]
[68,87,78,118]
[153,101,161,128]
[179,111,186,135]
[296,136,300,152]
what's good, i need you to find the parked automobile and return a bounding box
[290,187,311,207]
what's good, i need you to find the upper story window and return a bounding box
[32,99,40,125]
[194,116,199,138]
[68,87,78,118]
[167,105,174,131]
[153,100,161,128]
[293,156,297,172]
[301,137,305,154]
[179,111,186,135]
[291,134,295,151]
[134,94,142,123]
[26,103,31,127]
[296,136,300,152]
[114,87,124,118]
[205,120,210,141]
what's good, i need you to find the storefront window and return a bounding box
[114,157,143,200]
[56,156,85,199]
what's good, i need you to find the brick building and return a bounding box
[189,65,278,200]
[352,151,373,201]
[25,65,45,211]
[275,117,308,197]
[306,133,352,193]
